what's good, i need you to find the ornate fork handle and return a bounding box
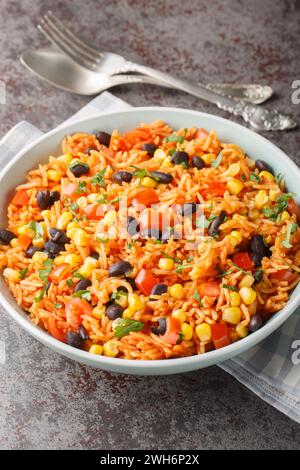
[124,61,297,131]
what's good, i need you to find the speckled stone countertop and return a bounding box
[0,0,300,450]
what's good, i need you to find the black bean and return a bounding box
[45,281,51,293]
[109,260,132,277]
[44,240,64,256]
[208,211,227,237]
[151,318,167,335]
[25,245,39,258]
[150,283,168,298]
[66,331,84,349]
[83,147,96,155]
[50,191,60,204]
[125,277,138,291]
[191,156,205,170]
[113,171,133,183]
[96,131,111,147]
[0,229,15,245]
[179,203,198,216]
[250,235,267,267]
[151,171,173,184]
[142,143,158,157]
[106,304,123,320]
[74,278,92,293]
[70,163,89,177]
[37,190,51,210]
[127,216,140,237]
[78,325,89,340]
[248,314,263,333]
[49,228,70,245]
[90,251,100,260]
[255,160,274,174]
[171,151,189,166]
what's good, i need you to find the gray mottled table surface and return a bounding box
[0,0,300,450]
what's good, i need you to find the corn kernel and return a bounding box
[222,306,242,325]
[92,305,105,319]
[169,283,185,299]
[172,309,186,322]
[190,264,201,280]
[67,221,79,231]
[64,254,81,267]
[32,251,48,264]
[265,235,272,245]
[103,340,119,357]
[32,237,45,249]
[236,322,248,338]
[47,169,61,182]
[57,153,73,166]
[227,162,241,177]
[122,307,135,319]
[269,187,281,202]
[128,293,145,312]
[255,190,268,209]
[278,211,290,224]
[10,238,18,248]
[239,286,257,305]
[195,323,212,341]
[103,210,117,227]
[227,179,244,195]
[89,344,103,355]
[3,268,20,282]
[76,196,87,208]
[87,193,99,203]
[229,291,241,307]
[202,153,216,164]
[259,170,275,182]
[54,255,66,265]
[73,229,89,247]
[161,157,172,169]
[239,274,255,288]
[67,228,78,239]
[57,212,73,230]
[79,256,98,278]
[141,177,157,189]
[17,225,35,238]
[181,323,193,341]
[158,258,174,270]
[41,210,51,220]
[153,149,166,161]
[229,230,243,247]
[248,209,260,220]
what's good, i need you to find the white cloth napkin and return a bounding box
[1,91,300,423]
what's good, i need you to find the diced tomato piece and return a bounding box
[233,252,253,271]
[83,204,107,220]
[196,128,209,140]
[211,323,230,349]
[11,189,29,207]
[135,269,158,296]
[65,298,93,330]
[132,189,159,207]
[161,317,181,345]
[61,182,78,198]
[200,182,227,200]
[48,316,66,343]
[288,198,300,223]
[17,235,32,250]
[199,281,220,298]
[270,269,298,283]
[49,263,72,282]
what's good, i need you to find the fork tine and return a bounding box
[37,20,97,71]
[41,16,99,67]
[45,11,103,61]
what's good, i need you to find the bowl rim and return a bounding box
[1,105,300,372]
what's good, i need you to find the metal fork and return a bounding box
[37,11,297,131]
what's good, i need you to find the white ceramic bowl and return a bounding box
[0,107,299,375]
